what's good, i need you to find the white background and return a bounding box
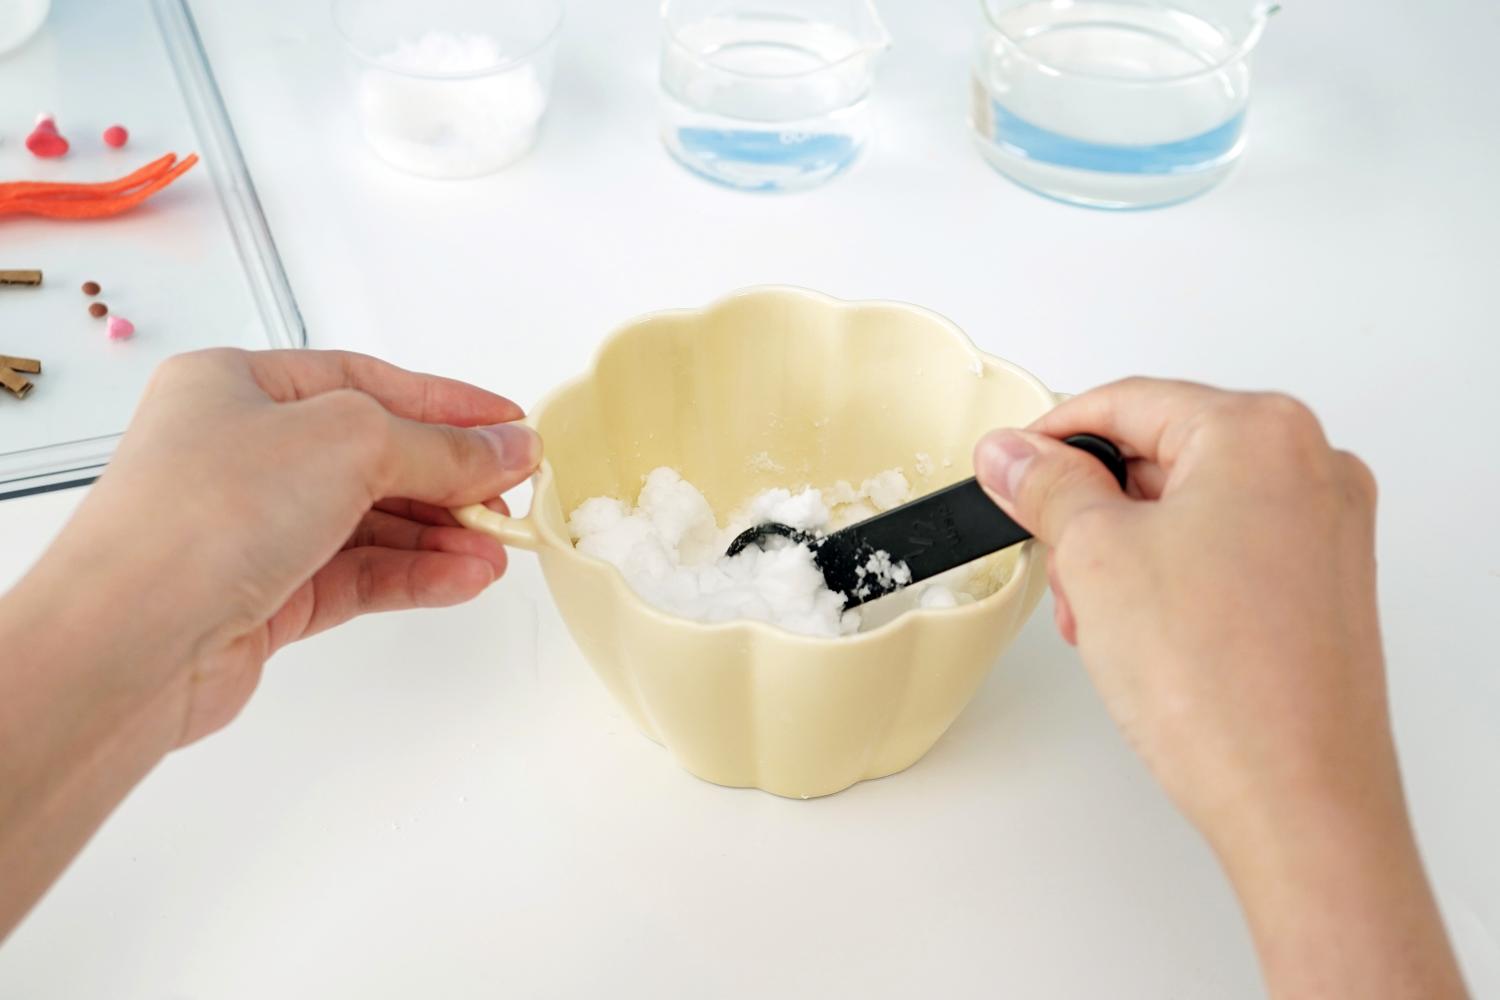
[2,0,1498,996]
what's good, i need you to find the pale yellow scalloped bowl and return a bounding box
[456,287,1058,798]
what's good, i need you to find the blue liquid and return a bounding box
[675,128,858,190]
[989,102,1245,175]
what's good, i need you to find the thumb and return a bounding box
[378,417,542,506]
[301,389,542,507]
[973,429,1128,545]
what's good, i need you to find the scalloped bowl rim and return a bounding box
[520,285,1055,648]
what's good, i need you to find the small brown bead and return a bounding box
[88,302,108,318]
[81,281,101,296]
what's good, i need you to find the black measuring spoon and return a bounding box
[724,434,1128,609]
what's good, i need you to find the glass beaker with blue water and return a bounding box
[659,0,890,192]
[972,0,1278,209]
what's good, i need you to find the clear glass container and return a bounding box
[971,0,1278,209]
[0,0,50,54]
[659,0,890,193]
[332,0,564,179]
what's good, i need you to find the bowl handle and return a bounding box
[452,503,542,552]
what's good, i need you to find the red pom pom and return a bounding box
[103,124,129,148]
[25,123,69,158]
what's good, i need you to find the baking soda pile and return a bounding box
[569,467,982,638]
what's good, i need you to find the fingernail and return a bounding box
[477,422,541,470]
[975,430,1036,503]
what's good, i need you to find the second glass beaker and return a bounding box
[659,0,890,192]
[971,0,1278,209]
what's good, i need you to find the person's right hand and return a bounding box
[974,378,1466,999]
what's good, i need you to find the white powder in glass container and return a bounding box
[356,31,547,178]
[0,0,49,54]
[569,467,985,638]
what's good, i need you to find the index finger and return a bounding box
[246,349,524,427]
[1031,377,1229,465]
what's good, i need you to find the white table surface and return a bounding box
[3,0,1499,996]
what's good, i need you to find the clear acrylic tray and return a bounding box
[0,0,303,498]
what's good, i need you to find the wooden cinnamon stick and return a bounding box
[0,367,33,399]
[0,270,43,287]
[0,355,41,374]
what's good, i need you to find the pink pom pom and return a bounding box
[106,315,135,341]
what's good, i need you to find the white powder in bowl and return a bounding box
[568,467,987,638]
[356,31,547,178]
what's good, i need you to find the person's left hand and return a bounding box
[26,349,540,747]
